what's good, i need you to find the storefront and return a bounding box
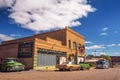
[0,27,85,70]
[38,48,66,65]
[33,48,66,70]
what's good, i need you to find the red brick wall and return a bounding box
[0,43,18,63]
[0,43,33,69]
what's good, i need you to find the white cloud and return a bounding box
[0,34,14,41]
[85,45,105,50]
[91,51,97,56]
[118,44,120,46]
[91,51,107,56]
[0,0,14,7]
[102,27,108,31]
[114,52,120,55]
[10,34,21,37]
[107,43,120,47]
[100,32,107,36]
[0,0,95,32]
[100,27,108,36]
[107,44,116,47]
[85,41,92,44]
[99,52,106,55]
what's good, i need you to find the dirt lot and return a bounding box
[0,68,120,80]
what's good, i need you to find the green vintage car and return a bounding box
[79,62,90,70]
[0,58,25,72]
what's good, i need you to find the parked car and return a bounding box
[0,64,1,71]
[79,62,90,70]
[0,58,25,72]
[56,61,81,71]
[96,59,110,69]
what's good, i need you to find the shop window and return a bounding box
[68,40,71,48]
[18,42,33,58]
[73,42,77,49]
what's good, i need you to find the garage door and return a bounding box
[37,53,56,66]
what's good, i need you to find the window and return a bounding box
[78,44,81,49]
[73,42,77,49]
[18,42,33,58]
[68,40,71,48]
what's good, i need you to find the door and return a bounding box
[78,57,84,63]
[37,53,56,66]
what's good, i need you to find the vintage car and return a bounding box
[79,62,90,70]
[56,61,81,71]
[0,64,1,71]
[96,59,110,69]
[0,58,25,72]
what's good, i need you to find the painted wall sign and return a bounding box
[18,42,33,58]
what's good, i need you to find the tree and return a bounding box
[100,54,111,62]
[86,54,95,59]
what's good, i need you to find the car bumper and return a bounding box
[1,66,25,71]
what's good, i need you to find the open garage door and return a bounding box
[78,57,84,63]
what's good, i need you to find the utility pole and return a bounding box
[94,50,96,57]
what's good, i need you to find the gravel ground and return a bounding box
[0,68,120,80]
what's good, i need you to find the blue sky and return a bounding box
[0,0,120,56]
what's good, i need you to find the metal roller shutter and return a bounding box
[37,53,56,66]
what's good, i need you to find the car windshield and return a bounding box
[62,61,72,64]
[96,61,103,64]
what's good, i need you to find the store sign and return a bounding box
[18,42,33,58]
[78,45,85,54]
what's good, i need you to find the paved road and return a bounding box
[0,68,120,80]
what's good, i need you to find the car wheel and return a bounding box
[59,68,63,71]
[69,68,72,71]
[18,70,22,72]
[78,67,81,71]
[6,67,9,72]
[83,68,85,70]
[87,67,90,70]
[106,66,109,69]
[104,66,107,69]
[1,68,5,72]
[81,66,84,70]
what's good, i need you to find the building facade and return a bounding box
[110,56,120,67]
[0,27,85,70]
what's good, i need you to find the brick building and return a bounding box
[0,27,85,70]
[110,56,120,67]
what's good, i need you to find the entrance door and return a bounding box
[78,57,84,63]
[59,57,66,64]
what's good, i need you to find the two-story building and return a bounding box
[0,27,85,70]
